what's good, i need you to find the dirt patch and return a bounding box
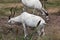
[45,15,60,40]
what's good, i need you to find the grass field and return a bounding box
[0,0,60,40]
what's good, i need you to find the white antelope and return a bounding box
[21,0,49,20]
[8,12,46,38]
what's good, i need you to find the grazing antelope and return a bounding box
[21,0,49,20]
[8,12,46,38]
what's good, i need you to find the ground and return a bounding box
[0,2,60,40]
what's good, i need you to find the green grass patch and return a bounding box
[0,7,23,17]
[46,2,60,7]
[0,0,20,3]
